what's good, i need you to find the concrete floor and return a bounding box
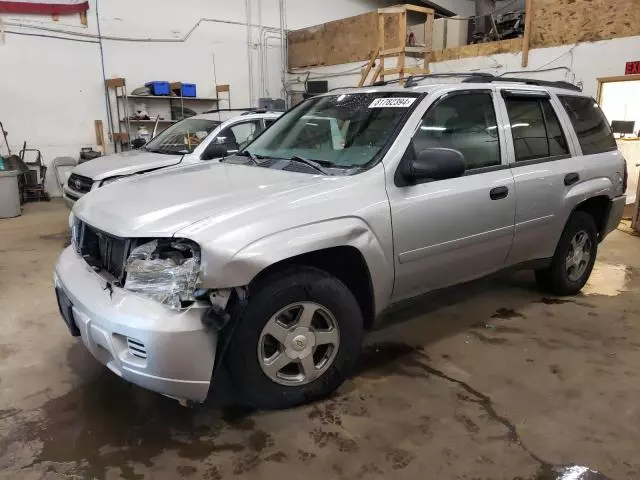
[1,200,639,480]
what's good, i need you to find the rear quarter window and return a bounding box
[558,95,617,155]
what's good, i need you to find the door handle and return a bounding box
[490,186,509,200]
[564,173,580,186]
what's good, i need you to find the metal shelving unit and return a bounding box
[104,78,218,152]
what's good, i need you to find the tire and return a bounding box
[226,266,364,409]
[535,211,598,295]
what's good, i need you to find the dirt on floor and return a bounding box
[1,200,639,480]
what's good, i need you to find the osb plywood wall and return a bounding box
[431,38,522,62]
[288,12,401,69]
[531,0,640,48]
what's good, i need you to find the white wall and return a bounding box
[429,36,640,98]
[288,36,640,117]
[0,0,396,195]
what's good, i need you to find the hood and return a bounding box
[71,150,182,181]
[72,162,350,237]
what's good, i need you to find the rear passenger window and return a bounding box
[504,97,569,162]
[412,92,501,170]
[559,96,617,155]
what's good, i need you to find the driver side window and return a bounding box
[412,92,501,170]
[216,121,259,152]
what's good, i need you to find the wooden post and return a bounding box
[79,11,88,26]
[398,10,407,79]
[378,13,385,82]
[94,120,105,152]
[424,12,434,73]
[521,0,533,67]
[359,48,380,87]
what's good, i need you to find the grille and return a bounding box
[126,338,147,359]
[76,221,130,283]
[67,173,93,193]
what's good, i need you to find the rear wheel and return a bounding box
[535,211,597,295]
[226,266,363,409]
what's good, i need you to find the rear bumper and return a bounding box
[602,195,626,239]
[54,246,217,402]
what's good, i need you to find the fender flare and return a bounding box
[203,217,393,315]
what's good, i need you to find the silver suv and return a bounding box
[63,110,282,206]
[54,74,627,409]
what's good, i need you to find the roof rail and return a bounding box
[241,108,285,115]
[462,75,582,92]
[202,107,258,114]
[403,72,492,87]
[399,72,581,92]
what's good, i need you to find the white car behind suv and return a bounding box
[63,110,282,206]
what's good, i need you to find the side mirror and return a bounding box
[201,143,228,160]
[131,138,146,149]
[398,145,466,184]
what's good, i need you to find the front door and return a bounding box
[388,89,515,301]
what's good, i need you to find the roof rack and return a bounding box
[400,72,581,92]
[370,72,492,87]
[240,109,284,115]
[202,107,259,114]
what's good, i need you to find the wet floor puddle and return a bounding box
[582,263,636,297]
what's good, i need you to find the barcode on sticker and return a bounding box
[369,97,416,108]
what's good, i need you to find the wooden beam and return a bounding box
[371,65,383,85]
[402,4,435,14]
[381,67,402,76]
[378,12,386,82]
[521,0,533,67]
[359,48,380,87]
[380,47,405,57]
[378,6,406,14]
[424,12,434,72]
[381,67,427,76]
[104,78,125,89]
[94,120,105,152]
[398,10,407,78]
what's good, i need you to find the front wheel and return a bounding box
[225,266,364,409]
[535,211,597,295]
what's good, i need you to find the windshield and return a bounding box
[245,92,421,169]
[144,118,221,155]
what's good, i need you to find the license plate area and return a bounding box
[55,288,81,337]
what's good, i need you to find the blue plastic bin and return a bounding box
[172,83,197,97]
[181,83,197,97]
[145,81,170,96]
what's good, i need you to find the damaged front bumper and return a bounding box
[54,246,217,402]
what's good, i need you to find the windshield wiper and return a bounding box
[288,155,330,175]
[235,150,265,165]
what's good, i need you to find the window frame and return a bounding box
[212,119,261,154]
[557,94,618,156]
[500,89,573,168]
[398,89,508,185]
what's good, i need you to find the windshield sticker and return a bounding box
[369,97,417,108]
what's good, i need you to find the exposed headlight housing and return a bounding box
[100,175,128,187]
[70,213,80,252]
[124,239,201,309]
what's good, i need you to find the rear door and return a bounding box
[497,89,583,265]
[388,88,516,301]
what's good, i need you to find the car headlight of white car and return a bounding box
[100,175,128,187]
[124,239,201,309]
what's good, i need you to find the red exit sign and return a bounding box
[626,61,640,75]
